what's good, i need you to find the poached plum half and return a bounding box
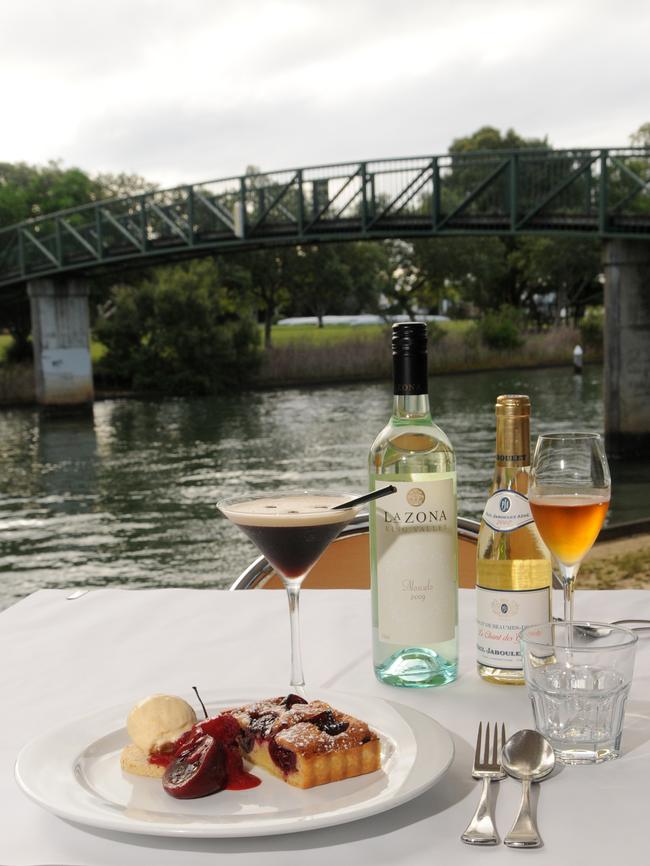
[161,712,260,799]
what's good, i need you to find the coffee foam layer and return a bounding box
[220,494,356,527]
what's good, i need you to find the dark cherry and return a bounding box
[309,710,349,736]
[195,714,241,744]
[284,693,308,709]
[269,738,297,774]
[249,713,276,738]
[163,734,227,799]
[239,731,255,754]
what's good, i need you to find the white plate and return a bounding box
[15,689,454,838]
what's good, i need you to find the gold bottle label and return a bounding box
[477,557,552,590]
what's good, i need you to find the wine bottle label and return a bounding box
[476,586,550,669]
[372,474,457,645]
[482,489,533,533]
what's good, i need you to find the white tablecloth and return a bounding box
[1,587,649,865]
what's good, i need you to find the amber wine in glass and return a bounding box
[529,433,611,622]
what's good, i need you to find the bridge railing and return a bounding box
[1,148,649,288]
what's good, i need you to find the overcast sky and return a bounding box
[2,0,649,189]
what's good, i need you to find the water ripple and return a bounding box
[0,367,648,610]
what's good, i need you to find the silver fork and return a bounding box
[461,722,507,846]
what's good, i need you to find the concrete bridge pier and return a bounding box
[27,278,94,407]
[603,240,650,458]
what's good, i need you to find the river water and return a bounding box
[0,365,648,610]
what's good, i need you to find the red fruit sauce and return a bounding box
[224,746,261,790]
[149,714,260,792]
[148,751,173,768]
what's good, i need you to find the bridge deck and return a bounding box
[1,148,649,289]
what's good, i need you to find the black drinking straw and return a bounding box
[331,485,397,510]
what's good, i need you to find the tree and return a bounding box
[94,258,260,394]
[94,172,155,199]
[383,235,517,316]
[383,240,427,316]
[375,127,556,319]
[449,126,549,154]
[630,123,650,146]
[0,288,33,361]
[337,241,391,315]
[444,127,550,215]
[606,124,650,219]
[0,161,105,358]
[287,244,352,326]
[0,160,101,227]
[391,127,604,322]
[226,248,295,349]
[512,236,602,325]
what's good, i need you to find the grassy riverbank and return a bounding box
[257,323,591,386]
[266,320,472,346]
[582,535,650,589]
[0,322,599,398]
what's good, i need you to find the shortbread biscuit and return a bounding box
[120,743,166,778]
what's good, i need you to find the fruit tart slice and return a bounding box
[226,694,381,788]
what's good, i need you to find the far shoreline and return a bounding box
[0,360,602,407]
[248,360,599,393]
[0,322,599,405]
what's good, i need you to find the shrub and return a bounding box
[427,321,446,348]
[5,338,32,363]
[95,259,260,395]
[477,306,524,350]
[579,306,604,349]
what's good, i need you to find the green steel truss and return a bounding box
[1,147,649,289]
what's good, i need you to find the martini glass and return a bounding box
[218,491,359,693]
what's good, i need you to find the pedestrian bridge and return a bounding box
[0,147,649,288]
[1,147,649,459]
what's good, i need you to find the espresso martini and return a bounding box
[220,494,356,578]
[219,491,359,689]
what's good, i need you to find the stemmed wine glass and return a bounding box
[218,491,360,694]
[529,433,611,623]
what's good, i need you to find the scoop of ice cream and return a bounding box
[127,694,197,754]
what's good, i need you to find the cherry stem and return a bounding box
[192,685,209,719]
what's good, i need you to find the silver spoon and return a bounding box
[553,618,650,639]
[579,619,650,638]
[502,729,555,848]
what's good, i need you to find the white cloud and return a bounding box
[1,0,648,188]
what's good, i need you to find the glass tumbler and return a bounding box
[521,622,637,764]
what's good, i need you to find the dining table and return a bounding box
[1,586,648,865]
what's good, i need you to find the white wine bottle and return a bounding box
[369,322,458,688]
[476,394,552,684]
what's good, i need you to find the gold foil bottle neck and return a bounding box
[495,394,531,465]
[495,394,531,417]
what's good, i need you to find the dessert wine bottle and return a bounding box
[476,395,552,684]
[369,322,458,687]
